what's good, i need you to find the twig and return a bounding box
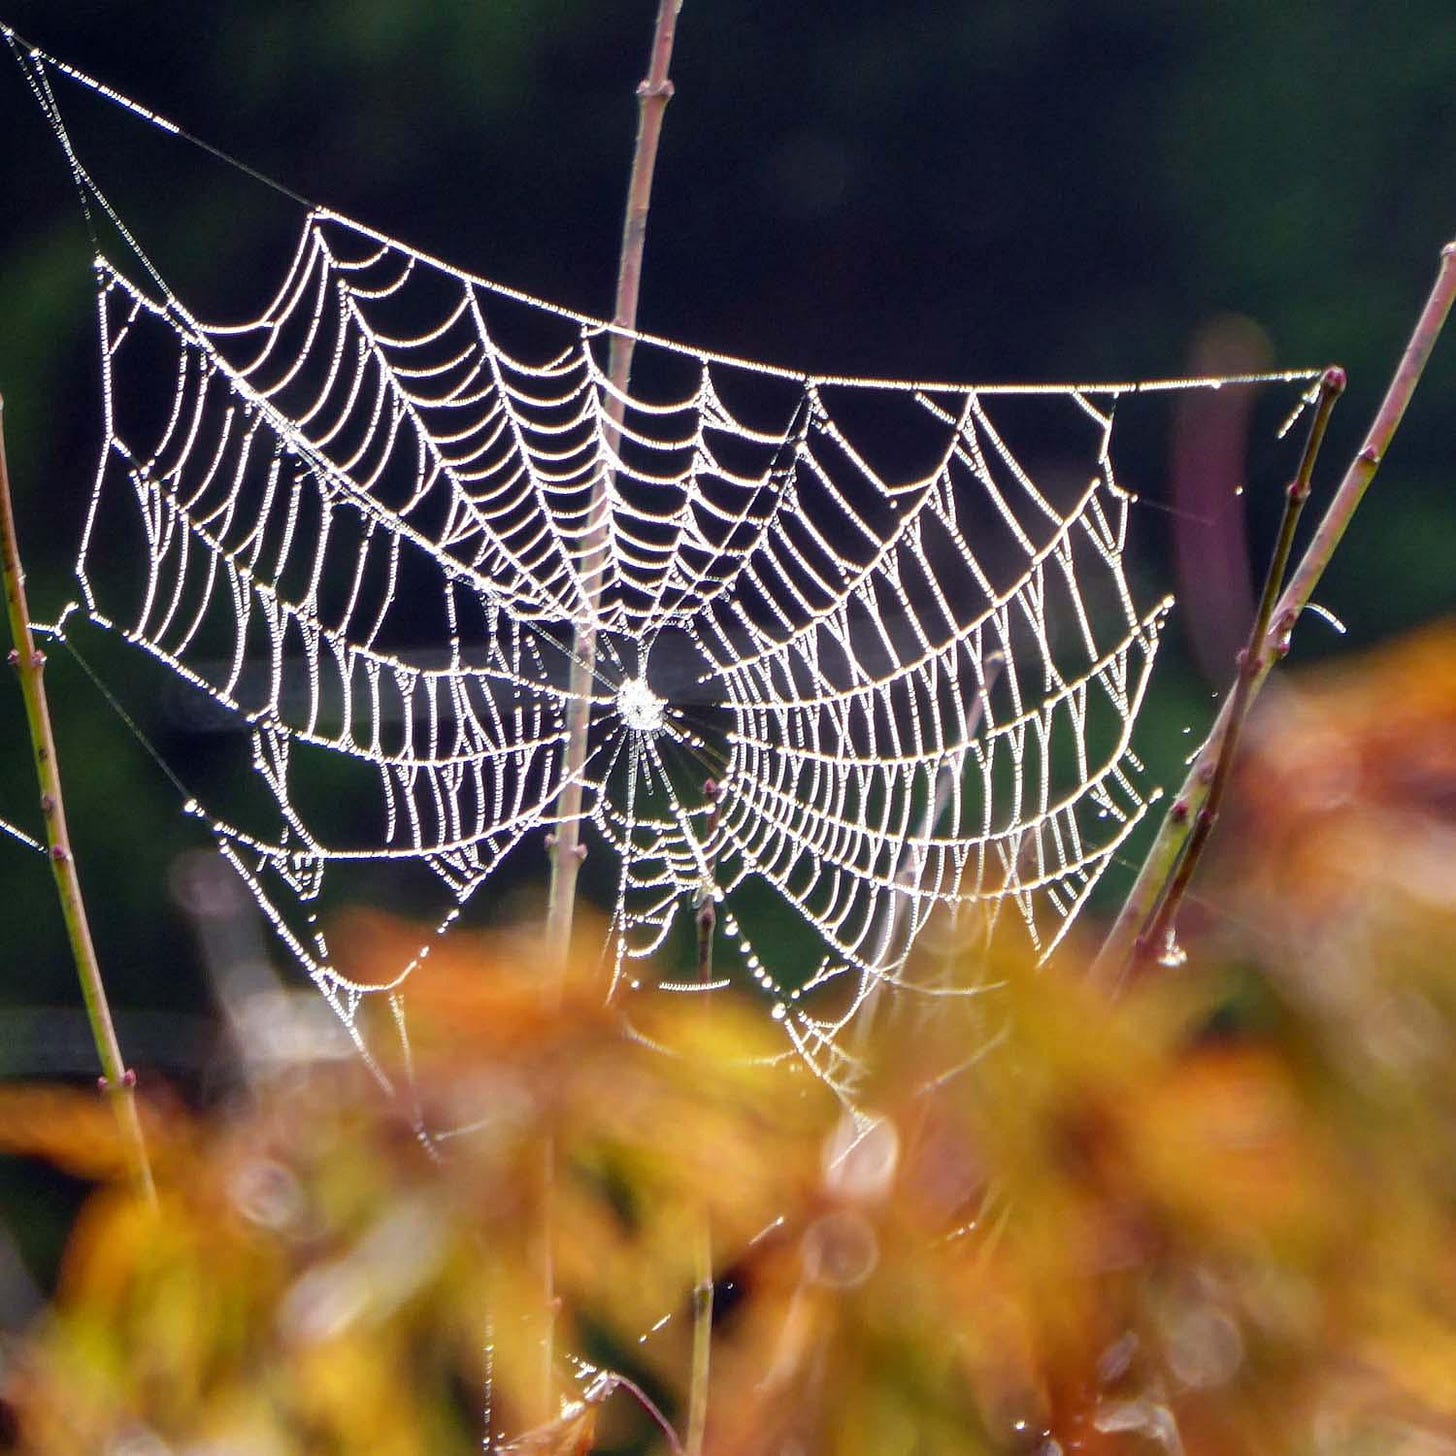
[1134,365,1343,967]
[544,0,684,972]
[533,1,685,1432]
[0,398,156,1205]
[1093,240,1456,984]
[605,0,683,410]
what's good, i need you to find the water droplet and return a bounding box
[800,1210,878,1289]
[1162,1303,1243,1389]
[821,1110,900,1202]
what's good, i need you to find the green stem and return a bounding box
[0,398,156,1205]
[1093,240,1456,984]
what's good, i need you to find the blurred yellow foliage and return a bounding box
[7,625,1456,1453]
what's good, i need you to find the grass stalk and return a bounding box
[0,398,156,1206]
[1093,240,1456,984]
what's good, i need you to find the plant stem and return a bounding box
[686,782,718,1456]
[685,1217,713,1456]
[1093,240,1456,984]
[1135,365,1343,967]
[544,0,683,973]
[0,399,156,1205]
[531,2,685,1432]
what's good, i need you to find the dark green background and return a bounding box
[0,2,1451,1112]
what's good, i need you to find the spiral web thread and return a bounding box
[56,206,1316,1097]
[6,31,1320,1100]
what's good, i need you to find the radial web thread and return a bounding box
[61,197,1321,1098]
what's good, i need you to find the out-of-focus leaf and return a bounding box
[0,1085,173,1181]
[15,647,1456,1456]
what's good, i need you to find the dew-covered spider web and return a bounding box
[10,31,1320,1101]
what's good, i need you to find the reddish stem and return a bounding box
[1093,241,1456,985]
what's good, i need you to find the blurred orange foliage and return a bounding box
[6,625,1456,1453]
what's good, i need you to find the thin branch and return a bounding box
[0,398,156,1205]
[1135,365,1343,967]
[606,0,684,407]
[1093,240,1456,984]
[533,2,685,1433]
[544,0,683,972]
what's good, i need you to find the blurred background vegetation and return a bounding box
[0,0,1453,1399]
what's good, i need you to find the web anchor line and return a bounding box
[9,32,1322,1098]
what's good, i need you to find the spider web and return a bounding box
[12,33,1320,1100]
